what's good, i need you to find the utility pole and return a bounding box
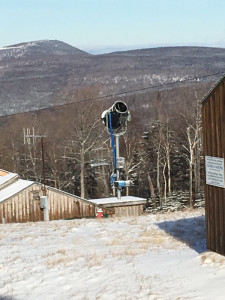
[23,128,47,193]
[23,128,49,221]
[40,136,46,196]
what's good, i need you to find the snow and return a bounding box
[0,171,18,187]
[0,40,51,51]
[0,46,24,50]
[89,196,146,205]
[1,208,225,299]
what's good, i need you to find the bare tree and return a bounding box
[58,86,106,198]
[161,121,173,196]
[180,92,202,208]
[121,128,142,196]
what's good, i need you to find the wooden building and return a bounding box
[89,196,147,217]
[0,169,114,223]
[202,74,225,255]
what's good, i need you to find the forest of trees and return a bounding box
[0,86,205,210]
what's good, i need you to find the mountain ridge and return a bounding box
[0,39,90,57]
[0,39,224,116]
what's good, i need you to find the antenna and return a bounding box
[23,127,36,145]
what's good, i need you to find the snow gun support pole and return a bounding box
[101,101,131,200]
[108,112,121,199]
[115,134,121,199]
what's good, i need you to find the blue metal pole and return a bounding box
[109,112,116,168]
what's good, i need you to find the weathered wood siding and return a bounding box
[0,184,114,224]
[0,184,44,223]
[113,204,145,217]
[202,77,225,255]
[47,187,98,220]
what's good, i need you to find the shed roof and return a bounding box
[202,73,225,104]
[89,196,146,207]
[0,170,18,187]
[0,179,34,203]
[45,185,99,206]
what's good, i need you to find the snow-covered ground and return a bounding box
[1,208,225,300]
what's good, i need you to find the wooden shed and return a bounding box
[0,169,114,223]
[89,196,147,217]
[202,74,225,255]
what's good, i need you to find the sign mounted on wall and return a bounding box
[205,156,225,188]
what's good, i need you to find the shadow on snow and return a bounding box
[156,215,206,253]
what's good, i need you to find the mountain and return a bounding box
[0,39,225,116]
[0,40,89,58]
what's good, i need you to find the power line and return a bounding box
[0,70,223,119]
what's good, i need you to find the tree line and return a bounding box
[0,86,204,208]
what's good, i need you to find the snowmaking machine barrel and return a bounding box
[101,101,130,131]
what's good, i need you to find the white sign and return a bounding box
[205,156,225,188]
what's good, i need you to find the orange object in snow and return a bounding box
[96,208,103,218]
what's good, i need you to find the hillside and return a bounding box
[1,209,225,299]
[0,40,225,116]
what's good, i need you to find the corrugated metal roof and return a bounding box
[0,171,18,187]
[89,196,146,205]
[0,179,34,203]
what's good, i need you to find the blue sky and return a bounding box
[1,0,225,53]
